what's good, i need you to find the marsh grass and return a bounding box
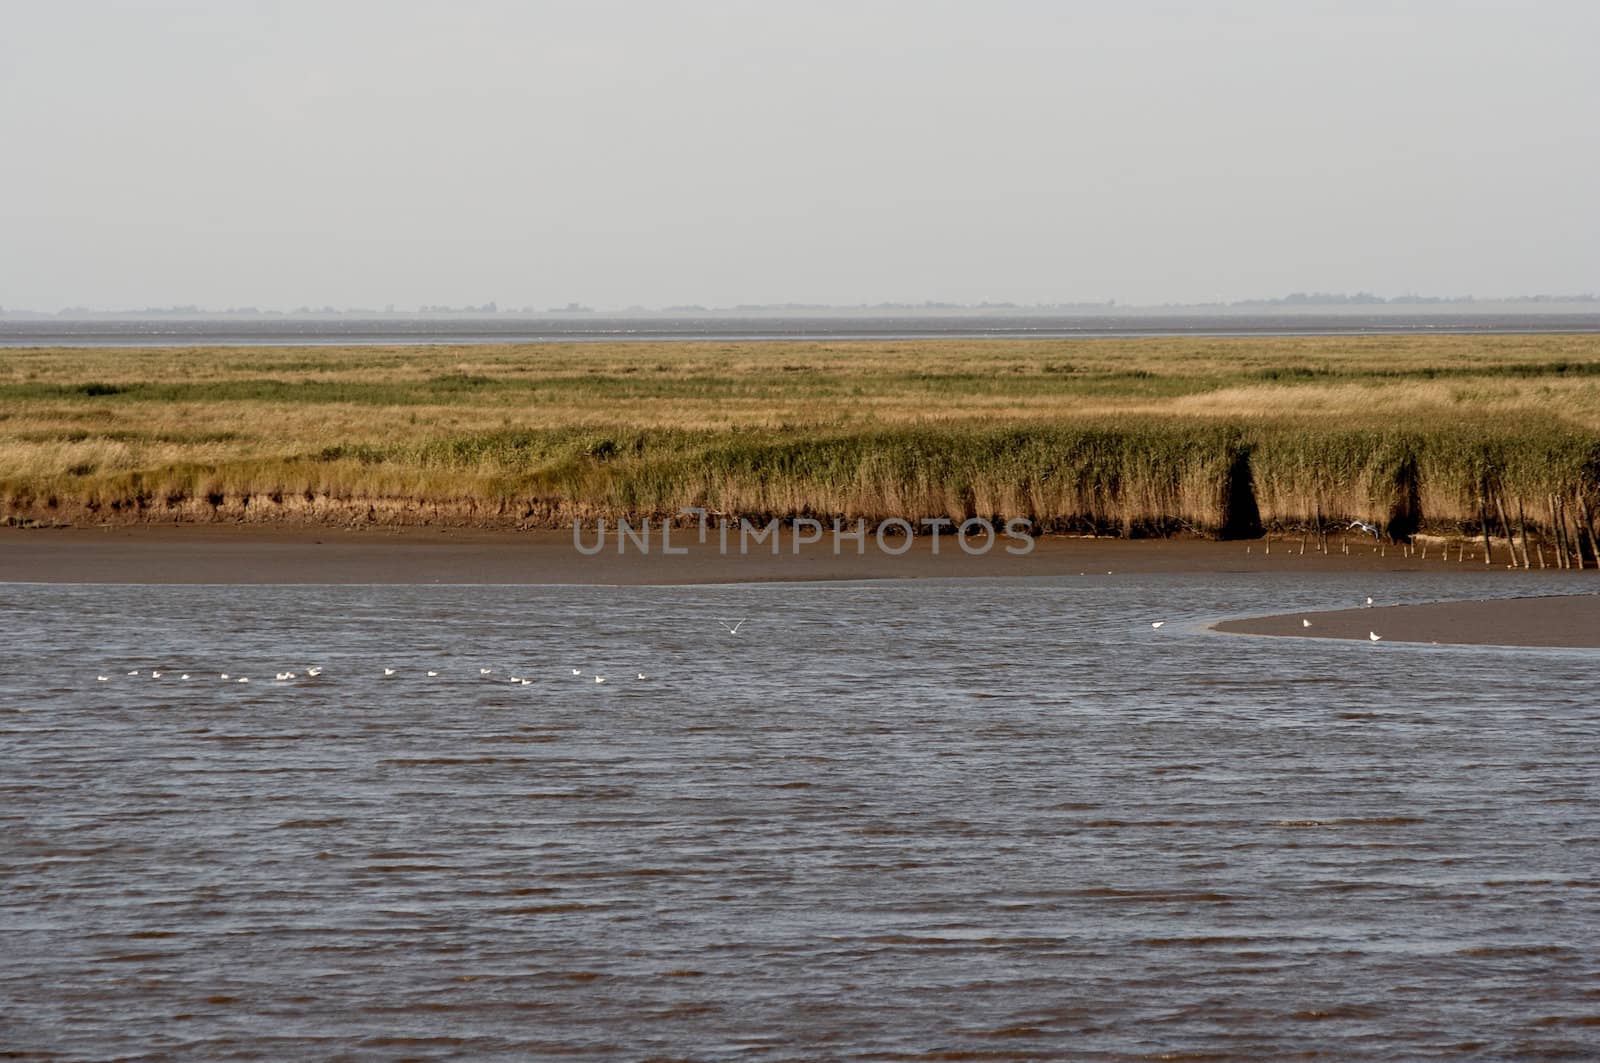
[2,335,1597,538]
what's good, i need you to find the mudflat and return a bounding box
[0,524,1505,585]
[8,526,1596,649]
[1215,594,1600,649]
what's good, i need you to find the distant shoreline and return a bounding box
[4,309,1600,347]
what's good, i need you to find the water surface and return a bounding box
[4,311,1599,346]
[3,573,1597,1059]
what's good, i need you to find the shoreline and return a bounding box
[0,523,1563,586]
[7,310,1598,349]
[6,525,1596,649]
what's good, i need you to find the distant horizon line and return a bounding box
[2,291,1598,319]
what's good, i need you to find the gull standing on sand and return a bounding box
[1369,632,1382,642]
[1302,619,1312,628]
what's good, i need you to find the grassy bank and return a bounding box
[2,335,1598,551]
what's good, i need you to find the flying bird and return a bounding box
[1348,520,1381,540]
[594,675,607,684]
[719,620,747,635]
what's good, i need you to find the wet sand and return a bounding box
[1215,595,1600,649]
[5,525,1597,648]
[0,523,1517,585]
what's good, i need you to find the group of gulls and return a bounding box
[1359,595,1383,641]
[1151,596,1387,641]
[93,620,751,686]
[97,664,649,686]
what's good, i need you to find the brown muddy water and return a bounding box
[2,572,1598,1059]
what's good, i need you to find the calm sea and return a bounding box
[3,572,1598,1059]
[3,312,1599,346]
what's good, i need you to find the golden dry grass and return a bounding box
[1,334,1597,540]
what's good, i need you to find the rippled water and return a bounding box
[4,573,1598,1059]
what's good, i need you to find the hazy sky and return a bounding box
[2,0,1596,310]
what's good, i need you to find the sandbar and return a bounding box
[1215,595,1600,649]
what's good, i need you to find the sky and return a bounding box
[1,0,1596,311]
